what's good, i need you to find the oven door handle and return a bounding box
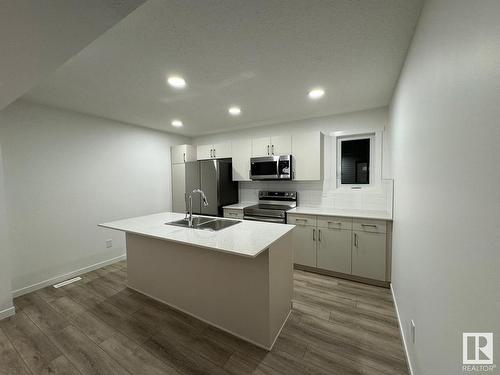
[243,216,285,223]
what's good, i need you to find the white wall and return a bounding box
[0,144,13,316]
[194,107,393,211]
[0,100,190,294]
[390,0,500,373]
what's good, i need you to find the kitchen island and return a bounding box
[99,212,294,350]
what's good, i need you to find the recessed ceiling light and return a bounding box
[171,119,183,127]
[228,106,241,116]
[167,75,186,88]
[308,88,325,100]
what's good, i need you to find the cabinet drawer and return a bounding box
[224,209,243,219]
[287,214,317,227]
[353,218,387,234]
[317,216,352,230]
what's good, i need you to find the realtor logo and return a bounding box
[463,333,493,365]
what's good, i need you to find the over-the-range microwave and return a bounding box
[250,155,292,180]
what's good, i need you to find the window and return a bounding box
[337,135,373,185]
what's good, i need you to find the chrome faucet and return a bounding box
[186,189,209,227]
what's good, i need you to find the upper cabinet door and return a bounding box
[252,137,271,157]
[213,142,232,159]
[292,132,323,180]
[197,144,213,160]
[184,145,197,162]
[270,135,291,155]
[231,139,251,181]
[171,145,187,164]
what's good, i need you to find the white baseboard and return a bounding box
[391,283,414,375]
[12,254,126,298]
[0,306,15,321]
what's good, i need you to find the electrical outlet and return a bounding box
[410,320,416,344]
[105,239,113,248]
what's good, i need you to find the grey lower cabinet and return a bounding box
[289,213,391,283]
[317,227,351,274]
[223,208,244,219]
[292,225,317,267]
[351,230,387,281]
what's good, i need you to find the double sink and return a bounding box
[165,216,241,231]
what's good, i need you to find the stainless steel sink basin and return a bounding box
[197,218,241,231]
[166,217,214,228]
[165,216,241,231]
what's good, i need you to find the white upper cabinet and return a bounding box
[292,131,323,180]
[213,142,232,159]
[196,142,232,160]
[193,131,322,179]
[171,144,196,164]
[231,138,252,181]
[270,135,291,155]
[251,137,271,157]
[251,135,291,157]
[197,144,213,160]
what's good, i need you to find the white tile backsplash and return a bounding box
[239,179,393,215]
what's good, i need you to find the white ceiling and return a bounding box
[24,0,423,136]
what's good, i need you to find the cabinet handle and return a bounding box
[361,224,377,228]
[354,233,358,247]
[213,148,216,158]
[272,145,274,155]
[183,152,186,163]
[312,228,316,241]
[318,229,321,242]
[295,218,308,224]
[267,145,270,155]
[210,149,213,158]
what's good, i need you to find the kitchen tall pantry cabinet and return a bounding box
[289,213,391,286]
[171,145,196,213]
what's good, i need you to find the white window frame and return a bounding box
[336,133,375,188]
[328,130,382,190]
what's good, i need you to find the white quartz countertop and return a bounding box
[288,206,393,221]
[222,202,256,210]
[99,212,294,258]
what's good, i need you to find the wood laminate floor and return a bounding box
[0,261,408,374]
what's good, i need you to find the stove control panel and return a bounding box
[258,191,297,201]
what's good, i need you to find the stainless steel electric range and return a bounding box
[243,191,297,224]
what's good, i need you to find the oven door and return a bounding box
[250,156,279,180]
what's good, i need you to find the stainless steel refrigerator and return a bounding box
[185,158,238,217]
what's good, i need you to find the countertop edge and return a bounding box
[287,208,393,221]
